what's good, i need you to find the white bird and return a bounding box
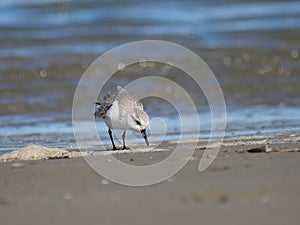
[94,86,149,150]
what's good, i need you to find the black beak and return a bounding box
[141,129,149,146]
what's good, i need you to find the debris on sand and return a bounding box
[0,145,70,162]
[237,145,300,154]
[247,145,273,153]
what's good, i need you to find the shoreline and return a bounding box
[1,132,299,162]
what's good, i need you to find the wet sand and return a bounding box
[0,135,300,225]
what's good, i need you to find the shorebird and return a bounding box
[94,86,149,150]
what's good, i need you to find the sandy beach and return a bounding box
[1,0,300,224]
[1,134,300,225]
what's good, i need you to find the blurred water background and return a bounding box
[1,0,300,150]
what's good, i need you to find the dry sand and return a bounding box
[0,134,300,225]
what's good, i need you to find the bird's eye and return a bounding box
[135,120,141,126]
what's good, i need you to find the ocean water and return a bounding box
[1,0,300,150]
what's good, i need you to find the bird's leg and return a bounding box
[108,129,118,150]
[122,131,130,150]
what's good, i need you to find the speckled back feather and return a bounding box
[94,91,117,118]
[94,86,143,119]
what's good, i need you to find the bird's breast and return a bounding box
[104,101,129,130]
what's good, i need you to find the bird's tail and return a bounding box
[94,102,101,117]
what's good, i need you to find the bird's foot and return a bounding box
[122,146,130,150]
[111,146,119,151]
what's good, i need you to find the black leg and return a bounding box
[108,129,118,150]
[122,131,130,150]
